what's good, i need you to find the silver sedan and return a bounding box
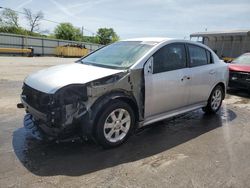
[19,38,229,148]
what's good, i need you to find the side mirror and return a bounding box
[145,57,153,74]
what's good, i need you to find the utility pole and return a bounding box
[81,26,84,37]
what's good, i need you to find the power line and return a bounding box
[0,6,97,36]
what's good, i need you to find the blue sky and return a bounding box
[1,0,250,39]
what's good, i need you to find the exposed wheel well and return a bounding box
[90,94,140,135]
[116,97,139,123]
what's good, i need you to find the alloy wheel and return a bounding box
[103,108,131,143]
[211,89,222,111]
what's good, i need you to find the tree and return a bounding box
[23,8,44,32]
[96,28,119,45]
[82,35,99,43]
[54,23,82,41]
[0,8,19,27]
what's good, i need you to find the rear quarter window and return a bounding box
[206,50,214,64]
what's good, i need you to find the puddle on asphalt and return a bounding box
[12,106,237,176]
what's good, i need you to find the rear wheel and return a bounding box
[95,100,135,148]
[202,85,223,114]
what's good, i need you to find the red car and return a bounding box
[228,53,250,92]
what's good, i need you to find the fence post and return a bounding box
[21,36,24,49]
[21,36,24,56]
[42,38,44,56]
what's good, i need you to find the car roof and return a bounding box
[122,37,173,43]
[128,38,212,50]
[121,38,209,48]
[242,52,250,56]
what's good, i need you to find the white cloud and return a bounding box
[49,0,75,17]
[16,0,33,9]
[3,0,250,38]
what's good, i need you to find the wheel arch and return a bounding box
[211,82,226,99]
[89,90,139,134]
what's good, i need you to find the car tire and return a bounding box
[95,100,135,149]
[202,85,224,114]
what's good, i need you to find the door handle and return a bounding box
[181,76,191,81]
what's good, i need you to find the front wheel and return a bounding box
[202,85,223,114]
[95,100,135,148]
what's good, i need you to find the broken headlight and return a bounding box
[55,84,88,105]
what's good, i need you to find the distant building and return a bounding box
[190,30,250,58]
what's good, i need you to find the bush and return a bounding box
[0,26,47,37]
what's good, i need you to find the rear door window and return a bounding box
[188,45,208,67]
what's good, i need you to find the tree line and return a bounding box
[0,8,119,45]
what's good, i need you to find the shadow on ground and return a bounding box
[13,108,236,176]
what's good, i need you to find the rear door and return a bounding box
[144,43,190,118]
[186,44,217,105]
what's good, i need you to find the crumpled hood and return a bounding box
[24,63,123,94]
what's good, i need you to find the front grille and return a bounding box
[22,84,52,113]
[229,71,250,81]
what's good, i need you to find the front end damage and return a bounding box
[18,69,144,141]
[20,84,88,140]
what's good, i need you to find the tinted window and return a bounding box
[188,45,208,67]
[153,44,187,74]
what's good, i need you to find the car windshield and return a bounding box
[232,54,250,65]
[80,41,155,69]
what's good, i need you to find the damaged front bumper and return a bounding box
[19,86,90,141]
[24,113,45,140]
[23,113,83,141]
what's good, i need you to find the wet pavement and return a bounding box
[0,57,250,188]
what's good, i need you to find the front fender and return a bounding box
[81,90,138,137]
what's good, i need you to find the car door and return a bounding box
[186,44,217,105]
[144,43,190,118]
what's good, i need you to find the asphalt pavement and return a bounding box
[0,57,250,188]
